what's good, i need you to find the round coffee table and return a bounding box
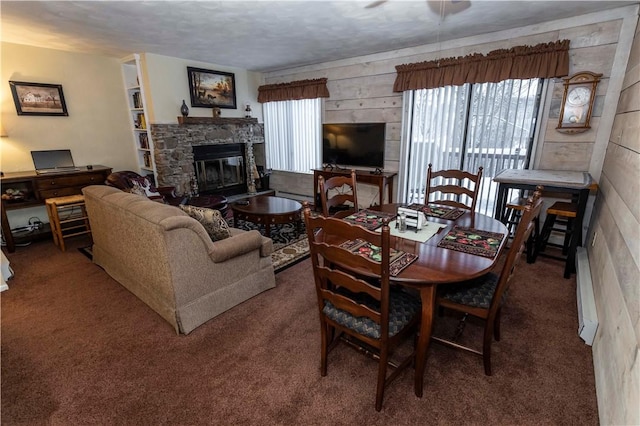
[231,196,303,239]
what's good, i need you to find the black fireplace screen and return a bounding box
[193,144,246,195]
[195,156,244,192]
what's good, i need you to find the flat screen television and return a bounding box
[322,122,385,169]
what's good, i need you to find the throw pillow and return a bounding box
[180,204,231,242]
[129,176,162,200]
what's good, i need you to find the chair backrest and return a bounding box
[425,164,483,211]
[303,203,392,345]
[106,171,164,201]
[318,169,358,218]
[105,170,144,191]
[489,187,543,315]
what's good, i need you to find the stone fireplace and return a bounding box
[150,118,264,196]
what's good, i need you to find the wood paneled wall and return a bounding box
[588,15,640,425]
[264,10,632,208]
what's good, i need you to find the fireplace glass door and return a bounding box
[195,155,245,193]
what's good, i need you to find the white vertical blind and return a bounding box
[403,78,542,215]
[405,84,470,204]
[263,98,321,174]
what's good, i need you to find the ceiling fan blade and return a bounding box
[426,0,471,18]
[365,0,388,9]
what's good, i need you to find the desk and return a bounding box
[1,166,112,252]
[313,168,397,208]
[493,169,594,278]
[373,204,508,397]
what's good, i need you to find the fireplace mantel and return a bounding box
[177,117,258,125]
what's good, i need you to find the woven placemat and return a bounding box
[406,203,465,220]
[342,209,396,231]
[339,239,417,276]
[437,226,504,258]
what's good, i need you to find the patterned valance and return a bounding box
[393,40,570,92]
[258,78,330,103]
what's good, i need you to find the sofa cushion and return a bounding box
[180,204,231,242]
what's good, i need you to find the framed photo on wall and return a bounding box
[187,67,237,109]
[9,81,69,116]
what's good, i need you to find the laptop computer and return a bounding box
[31,149,80,174]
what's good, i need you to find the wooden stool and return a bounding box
[45,194,91,252]
[537,201,578,260]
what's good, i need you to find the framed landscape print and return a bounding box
[9,81,69,116]
[187,67,237,109]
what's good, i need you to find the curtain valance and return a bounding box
[393,40,570,92]
[258,78,330,103]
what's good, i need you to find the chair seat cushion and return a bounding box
[323,289,420,340]
[439,272,502,309]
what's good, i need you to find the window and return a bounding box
[263,98,322,174]
[401,78,543,215]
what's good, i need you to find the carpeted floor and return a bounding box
[232,218,309,272]
[1,237,598,425]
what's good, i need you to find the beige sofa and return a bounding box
[82,185,275,334]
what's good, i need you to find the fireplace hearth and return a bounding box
[193,144,246,196]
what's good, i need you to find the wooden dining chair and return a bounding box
[303,203,420,411]
[318,169,358,218]
[425,164,483,211]
[432,187,543,376]
[501,185,544,263]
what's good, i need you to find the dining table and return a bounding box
[368,203,509,398]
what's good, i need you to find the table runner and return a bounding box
[437,226,505,258]
[339,239,418,276]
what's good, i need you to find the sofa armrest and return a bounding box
[210,230,264,263]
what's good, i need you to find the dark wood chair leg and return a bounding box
[483,324,493,376]
[375,347,389,412]
[537,213,556,254]
[320,322,329,376]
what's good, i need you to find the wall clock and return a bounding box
[557,71,602,133]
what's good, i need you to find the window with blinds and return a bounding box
[402,78,543,215]
[263,98,322,174]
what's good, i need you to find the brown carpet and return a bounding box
[1,237,598,425]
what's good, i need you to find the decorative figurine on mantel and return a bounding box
[244,103,252,118]
[212,107,221,118]
[180,100,189,117]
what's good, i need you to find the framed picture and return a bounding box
[9,81,69,116]
[187,67,237,109]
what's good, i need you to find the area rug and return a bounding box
[232,219,309,273]
[79,220,310,273]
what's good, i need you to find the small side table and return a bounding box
[45,194,91,252]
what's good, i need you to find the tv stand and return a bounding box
[312,168,397,208]
[321,163,348,171]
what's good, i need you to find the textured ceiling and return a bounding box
[1,1,637,72]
